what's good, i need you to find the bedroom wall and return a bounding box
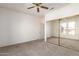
[0,7,44,47]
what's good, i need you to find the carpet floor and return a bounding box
[0,39,79,56]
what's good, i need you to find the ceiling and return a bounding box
[0,3,69,17]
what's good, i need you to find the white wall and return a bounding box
[45,4,79,21]
[0,7,44,47]
[46,22,52,37]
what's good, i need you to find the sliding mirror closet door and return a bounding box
[46,20,59,45]
[60,16,79,51]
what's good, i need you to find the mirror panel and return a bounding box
[46,20,59,45]
[60,16,79,51]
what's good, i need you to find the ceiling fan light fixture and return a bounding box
[27,3,49,13]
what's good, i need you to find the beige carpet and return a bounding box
[0,39,79,56]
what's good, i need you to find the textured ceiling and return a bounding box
[0,3,69,17]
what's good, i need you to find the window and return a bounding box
[60,21,75,35]
[68,22,75,35]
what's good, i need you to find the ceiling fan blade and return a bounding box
[40,6,48,9]
[27,6,35,9]
[32,3,42,6]
[50,8,54,10]
[37,8,39,12]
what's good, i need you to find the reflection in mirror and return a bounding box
[46,15,79,51]
[60,16,79,51]
[46,20,59,45]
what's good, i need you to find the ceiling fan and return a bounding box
[27,3,49,12]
